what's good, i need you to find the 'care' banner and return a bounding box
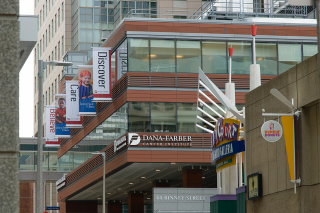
[92,47,112,102]
[66,81,82,128]
[78,65,96,115]
[55,94,70,138]
[45,106,59,147]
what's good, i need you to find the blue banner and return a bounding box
[79,97,96,114]
[211,140,245,164]
[78,66,96,115]
[46,207,60,210]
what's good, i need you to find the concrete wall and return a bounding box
[245,54,320,213]
[0,0,20,212]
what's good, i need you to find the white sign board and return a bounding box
[261,120,283,142]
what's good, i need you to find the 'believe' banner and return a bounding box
[45,106,59,147]
[55,94,70,138]
[66,81,82,128]
[92,47,112,102]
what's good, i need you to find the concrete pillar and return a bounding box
[128,192,144,213]
[108,200,122,213]
[153,180,170,188]
[0,0,20,212]
[183,168,202,188]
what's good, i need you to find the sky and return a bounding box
[19,0,34,137]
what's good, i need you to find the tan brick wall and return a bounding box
[20,183,33,213]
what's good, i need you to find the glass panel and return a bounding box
[177,103,202,133]
[58,152,73,171]
[87,8,93,14]
[80,8,86,14]
[303,44,318,60]
[151,103,176,133]
[256,43,277,75]
[86,15,93,21]
[48,152,58,171]
[87,0,93,7]
[101,9,107,15]
[128,38,149,72]
[278,43,302,74]
[150,40,175,73]
[80,22,86,28]
[231,42,252,74]
[20,152,35,171]
[176,40,201,73]
[202,41,227,74]
[80,0,86,7]
[94,8,100,14]
[80,29,86,42]
[87,29,93,42]
[94,29,100,42]
[128,102,150,132]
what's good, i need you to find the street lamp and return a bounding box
[36,60,73,213]
[92,152,106,213]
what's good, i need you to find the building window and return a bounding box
[37,44,39,60]
[230,41,252,74]
[49,88,50,104]
[176,40,201,73]
[58,75,60,93]
[128,102,150,132]
[55,79,57,94]
[49,25,50,42]
[40,40,42,56]
[55,14,57,32]
[43,5,44,22]
[35,77,36,94]
[128,38,149,72]
[278,43,302,74]
[52,84,54,102]
[55,46,57,60]
[58,41,60,59]
[34,49,37,64]
[46,30,47,48]
[151,102,176,132]
[150,39,175,73]
[48,56,51,74]
[62,2,64,21]
[62,36,64,56]
[35,105,37,122]
[43,35,44,52]
[40,10,42,27]
[58,8,60,27]
[52,20,54,37]
[202,41,227,74]
[46,91,47,106]
[256,43,277,75]
[303,44,318,61]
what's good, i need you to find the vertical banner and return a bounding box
[116,48,127,80]
[78,65,96,115]
[45,106,59,147]
[66,81,82,128]
[55,94,70,138]
[92,47,112,102]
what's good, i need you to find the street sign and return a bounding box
[46,207,60,210]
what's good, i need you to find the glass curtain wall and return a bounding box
[231,42,252,74]
[177,103,202,133]
[128,102,150,132]
[278,43,302,74]
[303,44,318,60]
[151,103,176,132]
[150,40,175,73]
[202,41,227,74]
[176,40,201,73]
[256,43,277,75]
[128,38,149,71]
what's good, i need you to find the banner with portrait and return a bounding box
[55,94,70,138]
[77,65,96,115]
[66,81,82,128]
[45,106,60,147]
[92,47,112,102]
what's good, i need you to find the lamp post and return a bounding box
[92,152,106,213]
[36,60,72,213]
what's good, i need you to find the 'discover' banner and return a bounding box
[66,81,82,128]
[92,47,112,102]
[55,94,70,138]
[78,65,96,115]
[45,106,59,147]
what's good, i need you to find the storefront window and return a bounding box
[256,43,277,75]
[128,38,149,71]
[176,40,201,73]
[278,43,302,74]
[151,103,176,132]
[303,44,318,60]
[150,39,175,73]
[202,41,227,74]
[128,102,150,132]
[177,103,202,133]
[232,42,252,74]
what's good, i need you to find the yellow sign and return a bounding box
[281,115,295,181]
